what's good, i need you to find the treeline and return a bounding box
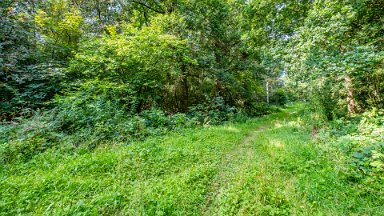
[1,0,287,120]
[1,0,383,151]
[1,0,282,162]
[3,0,382,120]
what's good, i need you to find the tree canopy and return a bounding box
[1,0,383,119]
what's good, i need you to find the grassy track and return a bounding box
[1,104,382,215]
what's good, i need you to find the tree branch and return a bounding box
[131,0,166,14]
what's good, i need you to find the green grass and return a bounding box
[1,104,383,215]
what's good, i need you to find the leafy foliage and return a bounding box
[0,79,245,163]
[317,108,384,198]
[2,0,384,214]
[283,0,384,117]
[0,1,65,117]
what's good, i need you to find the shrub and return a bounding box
[0,111,63,163]
[317,108,384,198]
[270,88,288,105]
[188,96,238,125]
[1,92,247,163]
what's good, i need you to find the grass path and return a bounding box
[203,108,298,215]
[203,123,272,213]
[1,104,383,215]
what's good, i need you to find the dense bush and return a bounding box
[269,88,289,106]
[0,84,248,164]
[316,108,384,199]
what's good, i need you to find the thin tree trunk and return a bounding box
[182,65,189,112]
[266,80,270,104]
[345,76,356,114]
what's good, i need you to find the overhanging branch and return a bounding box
[131,0,166,14]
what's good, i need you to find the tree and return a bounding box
[282,0,384,117]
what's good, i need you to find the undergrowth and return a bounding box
[315,108,384,203]
[0,81,251,164]
[1,104,383,215]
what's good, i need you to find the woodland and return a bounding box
[1,0,384,215]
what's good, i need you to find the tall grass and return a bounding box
[1,104,383,215]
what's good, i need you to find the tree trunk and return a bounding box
[345,76,356,114]
[182,65,189,112]
[266,80,270,104]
